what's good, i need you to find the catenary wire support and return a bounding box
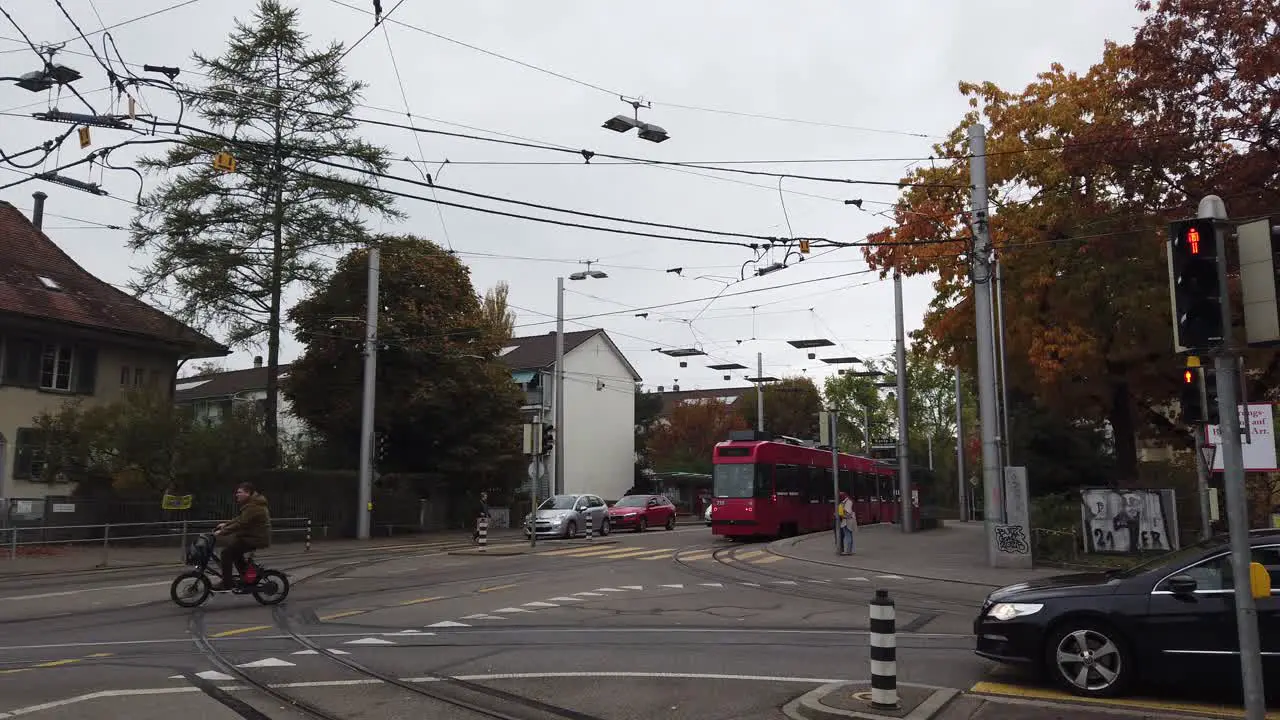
[869,590,899,709]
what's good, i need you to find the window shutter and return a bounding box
[2,339,40,387]
[74,346,98,394]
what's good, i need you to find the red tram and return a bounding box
[710,431,918,540]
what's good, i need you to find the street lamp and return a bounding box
[601,97,670,143]
[552,262,609,496]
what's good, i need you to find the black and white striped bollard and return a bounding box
[477,516,488,552]
[305,518,312,553]
[585,514,594,542]
[869,589,898,709]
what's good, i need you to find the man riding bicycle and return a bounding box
[213,482,271,592]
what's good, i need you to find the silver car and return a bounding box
[524,494,611,539]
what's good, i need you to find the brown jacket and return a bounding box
[222,493,271,548]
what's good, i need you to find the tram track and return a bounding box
[184,606,612,720]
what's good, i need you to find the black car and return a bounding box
[974,528,1280,698]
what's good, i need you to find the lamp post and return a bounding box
[553,262,609,495]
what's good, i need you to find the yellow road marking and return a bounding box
[748,554,784,564]
[970,681,1280,719]
[535,546,609,557]
[735,550,765,560]
[211,625,272,638]
[0,668,30,675]
[676,551,714,562]
[399,596,444,606]
[555,546,636,558]
[319,609,366,620]
[32,659,80,668]
[85,653,113,658]
[636,551,675,560]
[592,547,676,559]
[478,583,517,593]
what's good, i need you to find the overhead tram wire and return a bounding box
[0,5,99,114]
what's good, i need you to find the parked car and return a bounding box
[607,494,676,532]
[704,503,713,526]
[974,528,1280,698]
[524,494,610,539]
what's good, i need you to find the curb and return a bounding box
[766,535,1003,590]
[781,682,957,720]
[448,540,619,556]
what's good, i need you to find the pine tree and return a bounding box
[129,0,401,465]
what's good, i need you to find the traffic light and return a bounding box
[541,424,555,456]
[1179,365,1221,425]
[1167,218,1224,352]
[374,431,389,462]
[1179,368,1204,425]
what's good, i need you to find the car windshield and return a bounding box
[539,495,578,511]
[1112,536,1225,578]
[614,496,648,507]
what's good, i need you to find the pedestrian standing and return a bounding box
[838,491,856,555]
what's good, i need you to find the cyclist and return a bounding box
[212,482,271,591]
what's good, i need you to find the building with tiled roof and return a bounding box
[174,358,310,454]
[497,329,641,502]
[0,193,227,500]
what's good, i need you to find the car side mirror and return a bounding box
[1168,574,1198,596]
[1249,562,1272,600]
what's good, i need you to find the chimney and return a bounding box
[253,356,263,368]
[672,383,680,392]
[31,191,46,231]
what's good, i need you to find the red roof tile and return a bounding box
[0,201,227,357]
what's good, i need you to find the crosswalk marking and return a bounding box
[636,551,675,560]
[735,550,766,560]
[535,546,613,557]
[588,547,671,559]
[746,554,784,565]
[674,550,714,561]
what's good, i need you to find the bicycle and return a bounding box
[170,532,290,608]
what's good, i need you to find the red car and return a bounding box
[607,494,677,532]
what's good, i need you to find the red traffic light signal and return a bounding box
[1186,227,1201,255]
[1184,369,1194,384]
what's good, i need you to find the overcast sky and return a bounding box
[0,0,1146,392]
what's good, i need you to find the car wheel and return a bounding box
[665,514,676,530]
[637,517,647,533]
[564,520,577,539]
[1045,621,1132,698]
[600,519,610,536]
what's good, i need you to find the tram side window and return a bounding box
[775,464,802,496]
[807,466,828,503]
[857,472,875,500]
[839,469,855,498]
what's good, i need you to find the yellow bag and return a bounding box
[837,503,845,518]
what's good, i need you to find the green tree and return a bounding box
[822,360,895,452]
[32,390,270,495]
[734,376,823,439]
[285,236,523,490]
[633,387,665,479]
[479,281,516,342]
[129,0,401,465]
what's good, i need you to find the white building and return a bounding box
[500,330,641,502]
[173,357,310,453]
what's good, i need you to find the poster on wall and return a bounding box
[1204,403,1280,472]
[1079,488,1179,554]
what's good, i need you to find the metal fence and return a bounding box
[1,517,315,564]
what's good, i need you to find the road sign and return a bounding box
[1199,443,1218,474]
[212,152,237,173]
[78,126,90,148]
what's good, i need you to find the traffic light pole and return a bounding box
[1201,195,1266,720]
[1193,428,1212,540]
[356,245,380,541]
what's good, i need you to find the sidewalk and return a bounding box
[0,528,529,579]
[771,522,1061,589]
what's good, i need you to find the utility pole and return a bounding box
[553,277,566,496]
[828,410,840,553]
[863,406,870,454]
[1199,195,1266,719]
[756,352,765,432]
[355,245,380,541]
[968,123,1004,565]
[894,271,912,533]
[1193,430,1213,540]
[955,367,966,522]
[995,258,1012,466]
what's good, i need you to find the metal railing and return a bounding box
[2,517,317,565]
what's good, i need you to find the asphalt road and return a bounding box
[0,526,1263,719]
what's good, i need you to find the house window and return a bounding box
[120,365,130,387]
[13,427,46,481]
[40,344,73,391]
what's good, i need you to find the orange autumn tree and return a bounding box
[865,1,1280,479]
[647,399,747,474]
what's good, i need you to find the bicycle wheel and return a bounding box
[252,569,290,606]
[170,570,211,608]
